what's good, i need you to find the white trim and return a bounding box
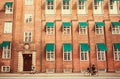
[96,47,106,61]
[113,46,120,61]
[63,50,72,61]
[45,0,56,14]
[111,25,120,34]
[18,51,23,72]
[93,0,103,15]
[79,26,87,35]
[46,69,55,73]
[80,51,89,61]
[1,66,10,72]
[46,27,54,35]
[2,43,11,59]
[24,14,33,23]
[64,69,72,73]
[62,0,71,15]
[5,5,13,14]
[109,0,119,14]
[4,22,12,33]
[95,25,104,35]
[24,32,32,43]
[77,0,87,15]
[63,27,71,35]
[25,0,33,5]
[46,51,55,61]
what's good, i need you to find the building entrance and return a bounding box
[23,54,32,71]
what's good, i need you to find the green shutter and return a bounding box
[97,43,108,51]
[96,0,103,2]
[79,0,87,2]
[96,22,105,27]
[114,43,120,51]
[4,2,13,6]
[63,22,71,27]
[79,22,88,27]
[0,41,10,47]
[46,43,54,51]
[46,22,54,27]
[63,0,70,2]
[63,44,72,52]
[112,22,120,27]
[112,0,120,2]
[46,0,54,2]
[80,43,90,51]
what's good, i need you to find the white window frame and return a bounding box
[63,51,72,61]
[62,0,71,15]
[4,22,12,33]
[113,47,120,61]
[25,0,33,5]
[5,5,13,14]
[95,25,104,35]
[46,27,54,35]
[80,51,89,61]
[45,0,55,14]
[1,66,10,72]
[2,43,11,59]
[93,0,103,14]
[77,0,87,14]
[79,27,87,35]
[46,51,55,61]
[24,32,32,43]
[24,14,33,23]
[109,0,119,14]
[63,27,71,35]
[111,25,120,34]
[97,48,106,61]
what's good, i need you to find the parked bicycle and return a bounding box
[83,65,98,76]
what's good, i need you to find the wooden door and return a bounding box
[23,54,32,71]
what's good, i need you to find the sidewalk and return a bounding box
[0,72,120,77]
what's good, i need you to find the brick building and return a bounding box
[0,0,120,73]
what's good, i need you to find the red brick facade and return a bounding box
[0,0,120,73]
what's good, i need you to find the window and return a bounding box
[80,51,88,61]
[93,0,103,14]
[79,27,87,35]
[47,1,54,10]
[95,26,104,34]
[77,0,87,14]
[63,51,72,61]
[46,27,54,35]
[2,43,11,59]
[113,45,120,61]
[4,22,12,33]
[24,14,32,23]
[25,0,33,5]
[24,32,32,43]
[1,66,10,72]
[46,51,55,61]
[97,50,106,61]
[62,0,71,14]
[5,2,13,14]
[46,0,55,14]
[63,27,71,35]
[109,0,119,14]
[63,0,69,10]
[112,26,120,34]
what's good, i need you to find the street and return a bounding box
[0,73,120,79]
[0,76,120,79]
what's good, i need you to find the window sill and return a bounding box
[109,14,120,16]
[93,14,104,16]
